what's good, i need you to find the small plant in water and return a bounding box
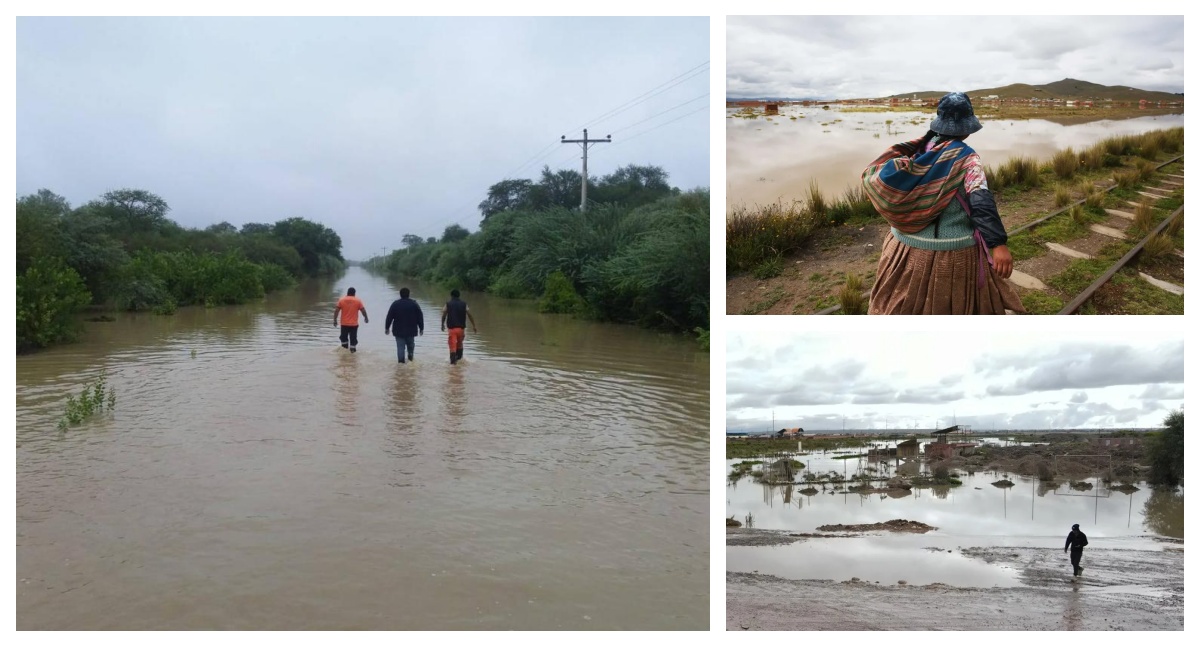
[58,369,116,430]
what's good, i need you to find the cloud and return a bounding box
[981,341,1182,396]
[727,16,1183,98]
[1069,392,1089,404]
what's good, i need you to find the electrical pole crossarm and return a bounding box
[560,128,612,212]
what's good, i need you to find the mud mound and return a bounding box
[992,479,1015,488]
[727,516,742,527]
[816,519,936,533]
[799,487,820,496]
[1112,483,1141,494]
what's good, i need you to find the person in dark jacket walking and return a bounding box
[384,287,424,364]
[440,289,477,365]
[1064,523,1089,576]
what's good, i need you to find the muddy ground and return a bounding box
[727,531,1183,630]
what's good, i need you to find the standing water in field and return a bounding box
[726,106,1186,212]
[16,266,710,630]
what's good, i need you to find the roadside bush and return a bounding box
[538,270,586,314]
[1147,410,1183,488]
[17,257,92,350]
[258,263,296,293]
[488,271,533,299]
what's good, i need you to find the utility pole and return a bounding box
[561,129,611,212]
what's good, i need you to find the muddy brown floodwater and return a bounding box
[16,266,710,630]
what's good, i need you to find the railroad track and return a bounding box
[816,155,1184,314]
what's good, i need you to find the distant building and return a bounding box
[897,438,920,458]
[775,427,804,438]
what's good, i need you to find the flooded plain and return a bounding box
[726,106,1186,211]
[16,266,710,630]
[726,439,1184,630]
[725,439,1183,585]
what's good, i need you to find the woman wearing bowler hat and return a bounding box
[862,92,1024,314]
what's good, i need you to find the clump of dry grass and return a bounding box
[1051,147,1079,179]
[1080,144,1105,171]
[1113,170,1138,190]
[1140,233,1175,263]
[1165,213,1183,238]
[1084,187,1106,209]
[806,180,827,217]
[1131,200,1156,236]
[1135,158,1158,181]
[727,200,821,273]
[997,156,1042,189]
[1069,204,1087,226]
[838,274,867,315]
[1054,184,1073,208]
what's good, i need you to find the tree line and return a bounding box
[16,188,345,351]
[362,164,709,341]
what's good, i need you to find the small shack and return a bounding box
[897,438,920,458]
[764,103,780,115]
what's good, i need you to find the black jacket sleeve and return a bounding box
[967,188,1008,249]
[416,304,424,333]
[384,301,397,332]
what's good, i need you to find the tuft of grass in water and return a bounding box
[1053,184,1073,207]
[838,274,867,315]
[1139,233,1175,263]
[58,369,115,430]
[1051,147,1079,179]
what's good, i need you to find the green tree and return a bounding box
[441,224,471,244]
[16,190,70,273]
[478,178,534,220]
[94,188,171,235]
[240,222,273,235]
[271,217,344,276]
[17,257,92,350]
[1147,409,1183,488]
[401,233,426,248]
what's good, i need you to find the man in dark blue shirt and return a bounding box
[384,287,424,364]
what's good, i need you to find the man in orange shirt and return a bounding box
[334,287,369,353]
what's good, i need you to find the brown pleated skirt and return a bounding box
[869,233,1026,315]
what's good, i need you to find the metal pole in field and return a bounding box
[561,129,612,212]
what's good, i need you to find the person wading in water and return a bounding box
[1064,523,1089,577]
[440,289,477,365]
[334,287,368,353]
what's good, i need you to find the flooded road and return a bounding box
[16,266,710,630]
[726,106,1186,211]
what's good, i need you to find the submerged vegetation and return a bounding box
[363,164,709,339]
[58,370,116,430]
[16,188,346,352]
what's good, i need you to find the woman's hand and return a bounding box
[991,245,1013,279]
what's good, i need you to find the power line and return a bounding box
[502,60,709,180]
[607,92,709,135]
[592,104,709,156]
[569,60,709,133]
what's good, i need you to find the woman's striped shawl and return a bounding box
[861,137,975,234]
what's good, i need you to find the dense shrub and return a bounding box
[17,257,92,350]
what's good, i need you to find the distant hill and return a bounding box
[882,78,1181,102]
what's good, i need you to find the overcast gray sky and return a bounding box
[727,16,1184,99]
[17,17,709,259]
[727,331,1184,432]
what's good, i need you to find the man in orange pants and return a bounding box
[440,289,477,365]
[334,287,368,352]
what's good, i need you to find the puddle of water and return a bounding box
[728,536,1022,588]
[727,106,1185,211]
